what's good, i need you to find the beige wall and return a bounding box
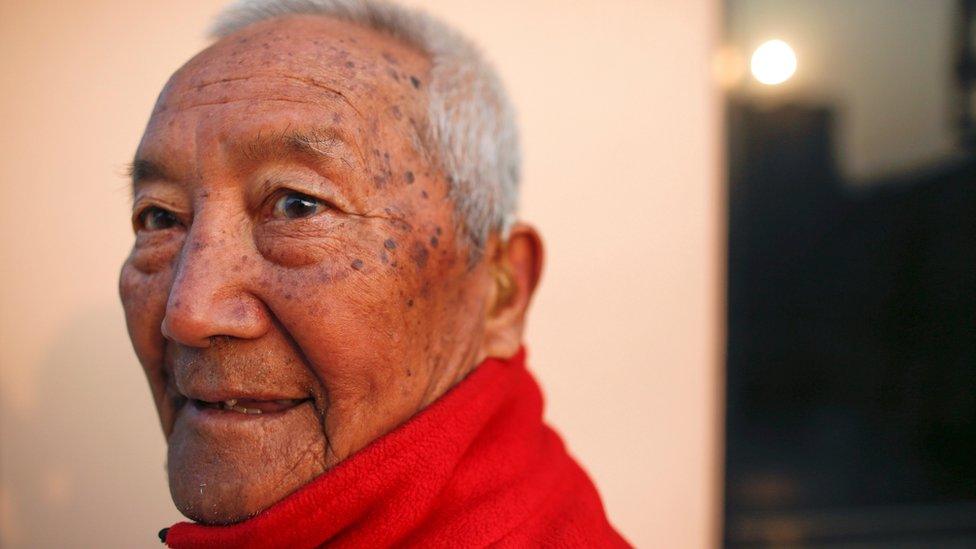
[0,1,722,547]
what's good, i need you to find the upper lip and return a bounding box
[174,371,309,404]
[165,345,314,410]
[179,388,308,403]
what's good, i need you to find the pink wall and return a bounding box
[0,1,722,546]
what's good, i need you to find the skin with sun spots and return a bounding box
[119,14,544,526]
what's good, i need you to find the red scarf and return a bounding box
[163,348,629,548]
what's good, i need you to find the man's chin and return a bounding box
[166,403,329,524]
[170,482,262,526]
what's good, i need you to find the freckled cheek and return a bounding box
[119,261,172,365]
[253,225,344,267]
[128,232,183,273]
[120,258,173,313]
[260,265,419,364]
[255,267,335,322]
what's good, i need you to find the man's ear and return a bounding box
[481,222,544,359]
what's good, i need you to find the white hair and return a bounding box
[211,0,521,254]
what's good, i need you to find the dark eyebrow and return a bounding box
[126,128,364,193]
[240,127,365,170]
[127,158,174,191]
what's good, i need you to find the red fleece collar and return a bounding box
[162,348,628,548]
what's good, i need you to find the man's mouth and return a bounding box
[191,398,310,415]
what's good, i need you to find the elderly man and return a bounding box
[120,0,627,546]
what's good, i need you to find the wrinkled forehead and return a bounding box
[161,14,429,108]
[146,14,431,154]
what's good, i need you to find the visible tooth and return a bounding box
[230,405,262,415]
[224,399,238,407]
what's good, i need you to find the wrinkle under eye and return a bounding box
[274,192,325,219]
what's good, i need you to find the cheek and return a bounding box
[257,244,422,376]
[261,259,405,344]
[119,259,172,367]
[261,233,464,375]
[128,231,183,273]
[253,221,349,267]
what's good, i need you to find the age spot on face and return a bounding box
[384,239,397,250]
[410,75,421,89]
[404,171,415,184]
[351,259,365,271]
[409,241,429,269]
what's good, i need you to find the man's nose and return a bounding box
[161,223,269,347]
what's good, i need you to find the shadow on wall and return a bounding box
[1,304,178,548]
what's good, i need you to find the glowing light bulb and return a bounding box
[750,39,796,85]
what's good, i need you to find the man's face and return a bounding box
[120,16,494,524]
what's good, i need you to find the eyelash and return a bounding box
[132,187,338,233]
[266,189,336,220]
[135,205,183,232]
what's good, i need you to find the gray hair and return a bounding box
[211,0,521,254]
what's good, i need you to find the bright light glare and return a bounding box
[750,39,797,85]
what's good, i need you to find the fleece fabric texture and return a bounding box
[163,348,630,548]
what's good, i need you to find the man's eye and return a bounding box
[139,206,180,231]
[273,192,325,219]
